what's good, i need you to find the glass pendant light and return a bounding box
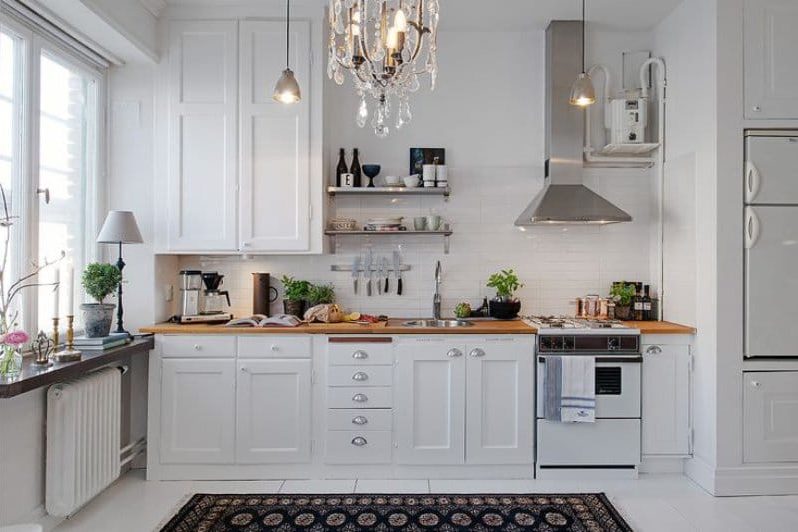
[273,0,301,104]
[569,0,596,107]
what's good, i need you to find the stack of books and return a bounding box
[73,332,130,351]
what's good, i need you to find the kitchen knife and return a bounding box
[377,258,383,295]
[352,255,361,294]
[383,257,390,293]
[366,248,373,296]
[393,250,403,295]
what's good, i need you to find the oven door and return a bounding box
[536,354,641,419]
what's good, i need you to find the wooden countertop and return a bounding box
[0,336,154,399]
[140,320,695,336]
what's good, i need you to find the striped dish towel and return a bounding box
[543,356,596,423]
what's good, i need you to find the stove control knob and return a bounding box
[608,337,620,351]
[539,337,552,350]
[563,337,575,351]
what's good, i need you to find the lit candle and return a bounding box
[52,268,60,318]
[386,27,399,50]
[66,265,74,315]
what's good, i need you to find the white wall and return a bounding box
[653,0,718,484]
[176,26,656,319]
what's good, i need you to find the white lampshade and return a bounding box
[97,211,143,244]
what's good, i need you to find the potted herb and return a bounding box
[307,283,336,307]
[609,283,636,320]
[486,269,523,319]
[81,263,122,337]
[280,275,311,317]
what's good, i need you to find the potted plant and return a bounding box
[307,283,336,307]
[610,283,636,320]
[81,263,122,338]
[486,269,524,319]
[280,275,311,317]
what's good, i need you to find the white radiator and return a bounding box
[46,367,121,517]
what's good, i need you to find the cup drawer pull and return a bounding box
[352,350,368,360]
[352,371,369,382]
[352,393,368,403]
[352,416,369,425]
[351,437,368,447]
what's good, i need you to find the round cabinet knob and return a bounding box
[645,345,662,355]
[751,380,761,388]
[352,416,368,425]
[752,105,761,112]
[352,371,369,382]
[352,350,368,360]
[270,344,280,352]
[193,344,201,351]
[469,348,486,358]
[447,348,463,358]
[352,393,368,403]
[351,437,368,447]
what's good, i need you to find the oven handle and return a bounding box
[538,356,642,364]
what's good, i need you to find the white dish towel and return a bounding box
[560,356,596,423]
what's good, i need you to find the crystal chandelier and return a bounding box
[327,0,440,138]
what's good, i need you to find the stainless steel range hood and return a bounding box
[515,21,631,226]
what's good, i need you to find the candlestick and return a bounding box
[54,315,81,362]
[51,317,59,351]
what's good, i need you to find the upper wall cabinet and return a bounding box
[167,21,239,251]
[744,0,798,119]
[164,19,318,254]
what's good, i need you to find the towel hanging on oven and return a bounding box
[543,355,596,423]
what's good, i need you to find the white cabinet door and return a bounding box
[744,0,798,119]
[167,21,238,251]
[239,21,311,252]
[395,339,465,465]
[465,340,534,465]
[745,134,798,205]
[744,371,798,463]
[236,359,312,463]
[642,344,690,456]
[160,359,236,464]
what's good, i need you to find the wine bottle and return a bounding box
[633,282,644,321]
[335,148,348,187]
[642,285,652,321]
[351,148,362,188]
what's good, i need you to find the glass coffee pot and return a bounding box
[201,272,231,315]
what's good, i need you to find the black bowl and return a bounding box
[362,164,381,178]
[489,299,521,320]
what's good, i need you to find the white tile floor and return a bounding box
[51,470,798,532]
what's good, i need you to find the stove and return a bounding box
[524,316,639,335]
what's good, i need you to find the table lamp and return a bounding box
[97,211,143,335]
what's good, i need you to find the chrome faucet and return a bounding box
[433,260,442,319]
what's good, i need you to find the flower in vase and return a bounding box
[3,330,30,346]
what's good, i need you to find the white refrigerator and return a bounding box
[745,131,798,358]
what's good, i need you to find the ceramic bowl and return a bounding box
[362,165,381,179]
[384,175,402,186]
[403,175,420,187]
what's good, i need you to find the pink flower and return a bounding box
[3,330,29,346]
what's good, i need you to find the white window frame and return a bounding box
[1,12,106,333]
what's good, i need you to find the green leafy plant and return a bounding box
[486,269,523,301]
[610,283,636,306]
[82,263,122,304]
[280,275,312,302]
[308,283,336,305]
[454,302,472,319]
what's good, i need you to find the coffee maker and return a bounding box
[173,270,233,324]
[201,272,231,315]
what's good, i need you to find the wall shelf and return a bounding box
[325,230,453,254]
[327,186,449,198]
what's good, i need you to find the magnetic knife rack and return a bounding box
[330,264,412,272]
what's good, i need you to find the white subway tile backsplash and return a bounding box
[176,167,654,318]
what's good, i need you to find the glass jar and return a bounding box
[0,346,23,379]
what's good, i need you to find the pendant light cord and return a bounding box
[285,0,290,69]
[581,0,586,72]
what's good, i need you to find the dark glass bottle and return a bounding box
[350,148,362,188]
[335,148,348,187]
[633,282,644,321]
[642,285,652,321]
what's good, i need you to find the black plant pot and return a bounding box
[283,299,307,317]
[614,304,632,320]
[489,299,521,320]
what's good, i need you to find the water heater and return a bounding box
[609,97,647,145]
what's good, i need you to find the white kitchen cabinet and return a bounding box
[744,371,798,463]
[160,359,236,464]
[465,340,535,464]
[166,21,238,251]
[239,20,311,252]
[641,344,691,456]
[744,0,798,119]
[395,339,466,465]
[236,359,312,464]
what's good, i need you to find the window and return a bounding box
[0,15,104,334]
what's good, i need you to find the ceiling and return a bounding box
[163,0,684,31]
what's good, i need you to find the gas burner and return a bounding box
[523,316,636,333]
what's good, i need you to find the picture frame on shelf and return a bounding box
[410,148,446,176]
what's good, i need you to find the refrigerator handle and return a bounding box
[745,161,761,203]
[745,207,761,249]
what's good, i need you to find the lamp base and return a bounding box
[54,349,82,363]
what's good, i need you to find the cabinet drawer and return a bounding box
[327,409,393,431]
[160,335,236,358]
[328,366,392,387]
[328,341,393,366]
[238,336,311,358]
[325,430,392,464]
[328,387,392,409]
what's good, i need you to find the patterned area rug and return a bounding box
[159,493,633,531]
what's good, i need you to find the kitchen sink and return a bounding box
[400,319,474,328]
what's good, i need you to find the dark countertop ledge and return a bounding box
[0,336,154,399]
